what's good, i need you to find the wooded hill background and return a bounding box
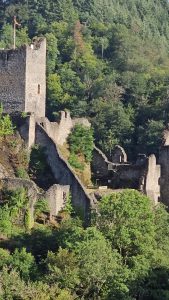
[1,0,169,158]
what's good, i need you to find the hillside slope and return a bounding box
[1,0,169,158]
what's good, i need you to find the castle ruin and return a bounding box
[1,39,169,223]
[0,39,93,223]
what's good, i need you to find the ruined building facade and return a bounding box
[0,38,46,117]
[92,145,161,205]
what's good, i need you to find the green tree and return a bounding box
[68,124,94,162]
[0,206,12,236]
[8,187,28,218]
[45,32,59,74]
[34,198,49,220]
[0,249,11,269]
[95,190,155,261]
[11,248,37,281]
[0,267,74,299]
[137,119,165,155]
[46,248,80,290]
[75,227,125,299]
[94,189,169,299]
[47,73,71,113]
[92,100,134,156]
[0,23,30,49]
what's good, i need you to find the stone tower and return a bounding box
[0,38,46,117]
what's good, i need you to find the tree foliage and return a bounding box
[0,105,14,137]
[68,124,94,162]
[0,190,168,298]
[1,0,169,155]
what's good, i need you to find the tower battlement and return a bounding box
[0,38,46,117]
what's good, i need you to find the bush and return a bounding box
[0,104,14,136]
[68,124,94,162]
[11,248,37,281]
[68,153,84,170]
[0,206,12,236]
[2,188,30,230]
[29,145,47,176]
[34,198,50,219]
[16,168,29,179]
[62,193,74,215]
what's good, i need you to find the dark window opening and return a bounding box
[38,84,41,94]
[63,192,67,205]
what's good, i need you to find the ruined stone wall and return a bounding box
[112,145,127,163]
[56,111,73,145]
[92,146,110,179]
[19,115,36,149]
[0,47,26,113]
[36,111,90,146]
[1,177,73,222]
[45,184,70,218]
[73,117,91,128]
[145,155,160,204]
[36,116,60,145]
[91,146,146,189]
[110,164,144,189]
[35,124,92,222]
[19,112,90,151]
[47,111,90,146]
[159,146,169,207]
[25,39,46,117]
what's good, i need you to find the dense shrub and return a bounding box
[68,124,94,163]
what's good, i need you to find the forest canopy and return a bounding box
[1,0,169,157]
[0,189,168,299]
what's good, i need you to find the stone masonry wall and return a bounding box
[45,184,70,218]
[0,47,26,113]
[110,164,144,189]
[36,111,91,146]
[92,146,110,179]
[35,124,92,222]
[1,178,71,223]
[25,39,46,117]
[0,39,46,117]
[159,146,169,207]
[56,111,73,145]
[145,154,160,204]
[92,146,142,189]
